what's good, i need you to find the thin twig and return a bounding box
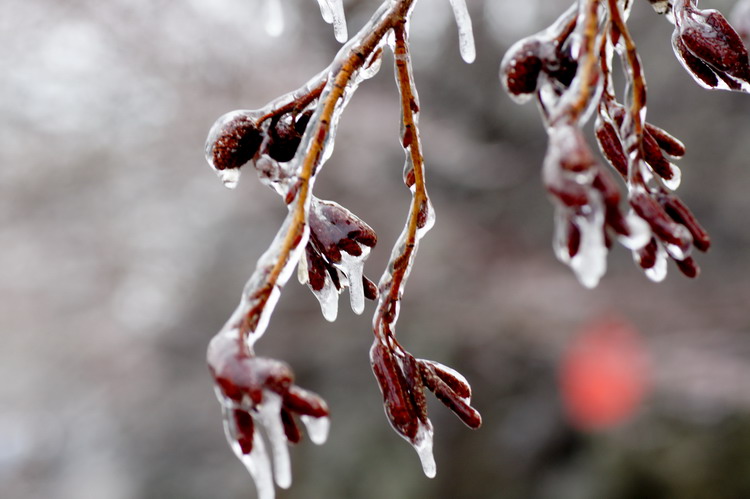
[373,22,428,349]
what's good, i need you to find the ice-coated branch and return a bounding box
[499,0,719,286]
[370,21,481,479]
[204,0,481,497]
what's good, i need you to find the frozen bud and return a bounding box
[543,125,597,207]
[595,118,628,177]
[370,342,419,440]
[268,114,303,162]
[672,33,720,88]
[642,130,674,180]
[233,409,255,454]
[674,4,750,89]
[208,333,294,404]
[419,362,481,429]
[644,123,686,158]
[308,199,377,263]
[675,255,700,278]
[630,191,693,253]
[280,408,302,444]
[283,386,329,418]
[207,114,262,171]
[660,193,711,251]
[500,38,543,103]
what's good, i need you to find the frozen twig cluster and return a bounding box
[204,1,476,497]
[203,0,749,497]
[501,0,750,287]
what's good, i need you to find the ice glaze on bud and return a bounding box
[208,114,262,171]
[500,38,543,103]
[673,2,750,91]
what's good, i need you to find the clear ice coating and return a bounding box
[316,0,349,42]
[223,406,275,499]
[662,163,682,190]
[618,211,651,251]
[447,0,476,63]
[338,251,367,315]
[644,241,668,282]
[258,391,292,489]
[300,415,330,445]
[413,421,436,478]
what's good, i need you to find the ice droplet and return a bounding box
[219,168,241,189]
[413,422,436,478]
[618,211,651,250]
[300,415,330,445]
[312,276,341,322]
[448,0,476,63]
[258,391,292,489]
[644,243,668,282]
[662,163,682,191]
[264,0,284,37]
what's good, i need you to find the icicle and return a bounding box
[300,415,330,445]
[264,0,284,37]
[447,0,476,63]
[312,278,341,322]
[413,422,436,478]
[317,0,348,43]
[337,251,368,315]
[258,391,292,489]
[316,0,334,23]
[223,407,275,499]
[569,197,608,289]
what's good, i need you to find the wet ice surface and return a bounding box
[300,415,330,445]
[413,422,436,478]
[447,0,475,63]
[316,0,348,42]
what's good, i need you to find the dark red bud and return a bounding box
[501,39,543,97]
[280,408,302,444]
[283,385,329,418]
[675,255,700,278]
[595,120,629,177]
[644,123,686,158]
[234,409,255,454]
[211,117,262,171]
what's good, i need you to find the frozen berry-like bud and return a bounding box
[208,115,262,171]
[679,8,750,81]
[500,38,543,103]
[268,115,303,162]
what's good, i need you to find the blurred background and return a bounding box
[2,0,750,498]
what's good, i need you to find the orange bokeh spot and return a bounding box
[560,317,650,430]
